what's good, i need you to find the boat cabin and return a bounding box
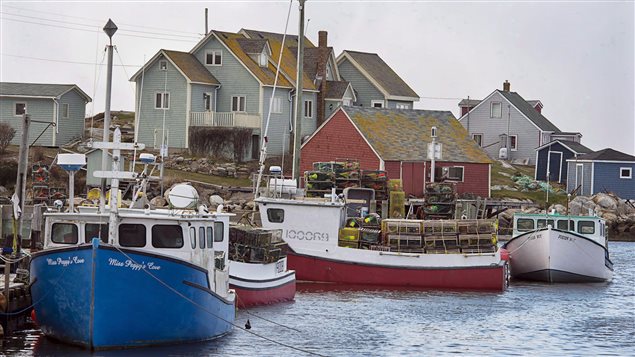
[512,213,607,245]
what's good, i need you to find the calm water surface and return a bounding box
[4,242,634,356]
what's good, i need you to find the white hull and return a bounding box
[229,258,296,290]
[504,228,613,283]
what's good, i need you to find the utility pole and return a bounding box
[291,0,306,182]
[99,19,117,212]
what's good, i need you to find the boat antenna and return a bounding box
[132,54,147,171]
[254,0,294,199]
[291,0,306,182]
[99,18,118,213]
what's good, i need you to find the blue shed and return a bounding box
[535,140,592,183]
[566,148,635,199]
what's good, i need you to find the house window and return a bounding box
[491,102,502,118]
[620,167,632,179]
[155,92,170,109]
[396,103,409,109]
[510,135,518,151]
[204,93,212,111]
[272,97,282,114]
[371,100,384,108]
[15,102,26,116]
[206,50,222,66]
[446,166,464,181]
[232,96,246,112]
[159,60,168,70]
[472,133,483,147]
[343,98,352,106]
[259,53,268,67]
[62,103,70,119]
[304,100,313,118]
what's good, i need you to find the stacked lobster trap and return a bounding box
[229,226,289,263]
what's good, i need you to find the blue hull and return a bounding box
[30,243,235,349]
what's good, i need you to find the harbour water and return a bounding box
[3,242,634,356]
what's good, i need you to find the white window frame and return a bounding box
[61,103,70,119]
[491,102,502,118]
[510,135,518,151]
[204,93,212,111]
[231,96,246,112]
[343,97,352,106]
[304,99,313,118]
[446,166,465,182]
[472,133,483,147]
[159,60,168,71]
[155,92,170,109]
[205,50,222,66]
[271,97,282,114]
[395,103,409,109]
[371,100,384,108]
[14,102,26,116]
[620,167,632,179]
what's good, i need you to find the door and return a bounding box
[547,151,562,182]
[401,162,425,197]
[575,164,584,195]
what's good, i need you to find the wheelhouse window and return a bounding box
[620,167,632,179]
[537,219,555,229]
[15,102,26,116]
[267,208,284,223]
[304,100,313,118]
[472,134,483,147]
[155,92,170,109]
[85,223,108,243]
[578,221,595,234]
[491,102,502,118]
[556,220,574,231]
[52,223,78,244]
[199,227,206,249]
[205,50,222,66]
[371,100,384,108]
[190,227,196,249]
[152,225,184,248]
[231,96,246,112]
[207,227,213,248]
[510,135,518,151]
[119,224,146,247]
[214,222,224,242]
[62,103,70,119]
[516,219,534,232]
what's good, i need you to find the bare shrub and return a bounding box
[0,122,16,155]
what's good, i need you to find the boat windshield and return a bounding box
[52,223,78,244]
[578,221,595,234]
[516,218,534,231]
[536,219,555,229]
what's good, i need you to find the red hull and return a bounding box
[231,280,296,308]
[288,253,507,291]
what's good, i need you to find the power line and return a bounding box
[1,53,141,67]
[1,4,202,36]
[0,17,200,43]
[0,11,201,39]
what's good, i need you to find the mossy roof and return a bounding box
[163,50,220,85]
[344,107,493,164]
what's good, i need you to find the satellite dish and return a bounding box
[167,184,199,209]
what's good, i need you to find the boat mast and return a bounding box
[291,0,306,182]
[99,19,118,213]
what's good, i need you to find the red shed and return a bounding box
[300,107,493,198]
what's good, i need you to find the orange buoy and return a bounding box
[500,248,510,261]
[31,309,37,324]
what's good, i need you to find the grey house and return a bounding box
[0,82,91,146]
[336,50,419,109]
[457,81,579,165]
[566,148,635,199]
[131,28,349,160]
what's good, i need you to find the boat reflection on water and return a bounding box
[296,281,504,296]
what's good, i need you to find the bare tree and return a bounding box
[0,122,16,154]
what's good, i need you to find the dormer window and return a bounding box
[159,60,167,71]
[259,53,268,67]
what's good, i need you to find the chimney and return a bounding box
[503,80,510,92]
[318,30,328,48]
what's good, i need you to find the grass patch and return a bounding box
[163,168,252,187]
[492,189,567,209]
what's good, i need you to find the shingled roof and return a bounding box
[537,139,592,154]
[162,50,220,85]
[338,51,419,100]
[498,90,560,132]
[236,38,268,54]
[0,82,92,102]
[576,148,635,162]
[324,81,352,99]
[342,107,491,163]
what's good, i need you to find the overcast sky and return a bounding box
[1,0,633,155]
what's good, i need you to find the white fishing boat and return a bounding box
[503,213,613,283]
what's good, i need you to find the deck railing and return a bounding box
[190,111,261,129]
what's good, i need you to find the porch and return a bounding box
[190,111,261,129]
